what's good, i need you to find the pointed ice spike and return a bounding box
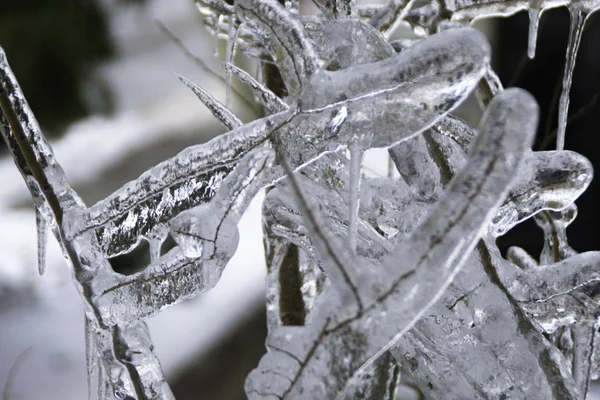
[527,7,542,59]
[223,62,288,113]
[175,73,242,130]
[557,5,588,150]
[35,206,48,276]
[213,14,221,57]
[348,144,363,253]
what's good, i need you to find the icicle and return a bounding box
[527,7,542,59]
[85,316,95,400]
[224,18,238,108]
[213,14,221,57]
[175,73,242,130]
[557,5,588,150]
[534,205,578,265]
[223,62,288,113]
[35,205,48,276]
[146,225,169,263]
[348,144,363,253]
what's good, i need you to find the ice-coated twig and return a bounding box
[507,245,539,270]
[1,47,174,400]
[490,150,593,237]
[175,72,243,130]
[69,112,290,257]
[498,251,600,303]
[235,0,323,95]
[223,62,289,114]
[368,0,416,38]
[245,88,537,399]
[91,148,275,326]
[224,18,239,107]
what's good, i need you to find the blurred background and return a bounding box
[0,1,599,399]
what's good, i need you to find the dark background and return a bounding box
[495,9,600,257]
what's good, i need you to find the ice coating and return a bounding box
[2,0,600,396]
[1,47,174,399]
[245,89,538,398]
[235,0,323,95]
[224,18,238,107]
[262,92,598,399]
[176,73,243,130]
[223,62,289,114]
[490,150,593,236]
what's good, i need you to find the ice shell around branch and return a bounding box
[245,88,538,399]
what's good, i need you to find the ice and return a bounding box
[557,5,589,150]
[3,0,600,396]
[223,62,289,113]
[235,0,323,96]
[347,144,363,253]
[224,18,238,107]
[245,88,538,398]
[528,6,541,59]
[490,150,593,237]
[368,0,415,38]
[535,205,578,264]
[175,73,242,130]
[171,147,274,259]
[35,206,48,276]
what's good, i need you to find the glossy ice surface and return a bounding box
[1,0,598,398]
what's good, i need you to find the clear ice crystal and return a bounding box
[2,0,599,397]
[246,89,539,399]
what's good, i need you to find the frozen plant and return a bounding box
[0,0,599,398]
